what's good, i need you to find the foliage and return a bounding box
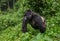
[0,0,60,41]
[28,0,60,16]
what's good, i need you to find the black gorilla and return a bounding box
[22,10,46,33]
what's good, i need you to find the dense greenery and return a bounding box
[0,0,60,41]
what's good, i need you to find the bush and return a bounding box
[28,0,60,16]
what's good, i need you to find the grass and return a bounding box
[0,0,60,41]
[0,10,60,41]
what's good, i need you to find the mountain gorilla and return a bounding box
[22,10,46,33]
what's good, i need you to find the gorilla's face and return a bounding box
[25,10,32,19]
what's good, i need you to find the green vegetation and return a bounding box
[0,0,60,41]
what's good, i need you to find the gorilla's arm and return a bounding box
[22,16,28,33]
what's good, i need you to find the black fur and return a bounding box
[22,10,46,33]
